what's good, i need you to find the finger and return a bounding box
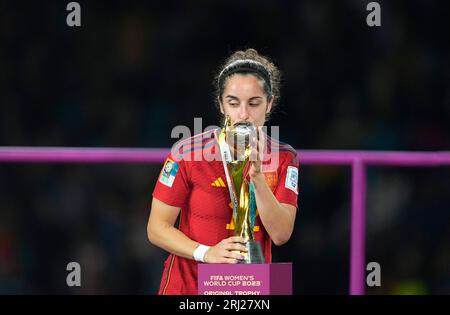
[224,258,239,264]
[250,143,258,162]
[227,251,246,261]
[226,243,248,252]
[249,128,260,162]
[223,249,245,259]
[257,126,267,161]
[251,160,261,169]
[249,140,260,164]
[258,132,265,160]
[228,236,247,244]
[250,160,262,175]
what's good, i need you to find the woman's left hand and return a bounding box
[249,126,265,179]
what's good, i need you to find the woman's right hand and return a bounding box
[204,236,248,263]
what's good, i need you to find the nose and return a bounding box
[238,104,250,121]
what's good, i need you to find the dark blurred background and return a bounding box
[0,0,449,294]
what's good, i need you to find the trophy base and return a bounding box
[238,240,265,264]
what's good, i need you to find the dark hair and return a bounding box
[214,48,281,118]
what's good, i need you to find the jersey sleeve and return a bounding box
[152,152,190,208]
[274,152,299,209]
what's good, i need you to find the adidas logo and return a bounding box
[211,177,226,187]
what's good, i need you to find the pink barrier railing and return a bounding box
[1,147,450,295]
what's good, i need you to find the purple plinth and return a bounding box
[198,263,292,295]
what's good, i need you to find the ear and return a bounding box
[218,97,225,114]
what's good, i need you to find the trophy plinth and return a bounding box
[198,263,293,295]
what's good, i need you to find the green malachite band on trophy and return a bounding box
[249,182,257,228]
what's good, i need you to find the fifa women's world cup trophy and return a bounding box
[218,116,265,264]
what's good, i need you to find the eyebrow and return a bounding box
[225,95,263,101]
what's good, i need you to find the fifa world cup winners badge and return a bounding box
[218,116,265,263]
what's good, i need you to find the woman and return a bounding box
[147,48,299,295]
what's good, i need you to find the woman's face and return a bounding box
[219,74,273,127]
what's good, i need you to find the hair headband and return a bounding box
[218,59,272,94]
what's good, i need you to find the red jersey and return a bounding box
[152,128,299,295]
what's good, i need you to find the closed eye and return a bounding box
[249,97,263,107]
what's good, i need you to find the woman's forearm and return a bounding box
[148,221,199,260]
[251,173,296,245]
